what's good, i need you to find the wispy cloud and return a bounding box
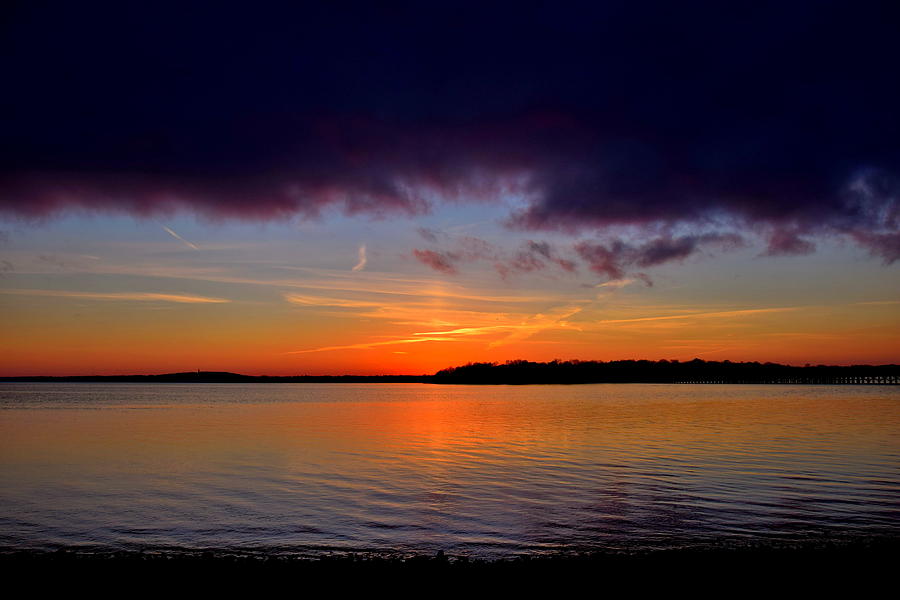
[596,278,637,289]
[852,300,900,306]
[36,253,100,270]
[412,324,520,337]
[273,280,564,304]
[82,262,560,305]
[286,304,584,354]
[488,305,584,348]
[162,226,200,250]
[283,293,383,308]
[0,289,229,303]
[598,306,800,325]
[285,336,451,354]
[352,244,367,271]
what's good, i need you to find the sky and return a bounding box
[1,0,898,375]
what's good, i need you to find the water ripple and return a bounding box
[1,383,898,557]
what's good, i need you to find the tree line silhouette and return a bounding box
[432,359,900,385]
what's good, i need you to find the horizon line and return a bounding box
[3,358,899,380]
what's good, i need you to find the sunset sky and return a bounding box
[1,1,898,375]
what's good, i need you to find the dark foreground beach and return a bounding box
[3,541,897,593]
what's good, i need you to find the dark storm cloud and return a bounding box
[1,1,898,262]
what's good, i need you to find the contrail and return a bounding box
[162,226,200,250]
[0,289,229,303]
[352,244,367,271]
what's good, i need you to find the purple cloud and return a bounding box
[412,249,459,275]
[2,2,898,269]
[498,240,577,278]
[853,232,900,265]
[576,234,745,281]
[764,229,817,256]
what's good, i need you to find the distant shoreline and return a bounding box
[2,359,899,385]
[0,373,430,384]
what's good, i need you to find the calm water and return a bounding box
[1,383,898,557]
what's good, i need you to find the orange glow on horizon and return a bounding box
[3,299,898,376]
[2,255,898,375]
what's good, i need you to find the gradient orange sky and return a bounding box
[1,205,898,376]
[3,3,900,376]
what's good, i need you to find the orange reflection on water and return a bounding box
[1,383,898,555]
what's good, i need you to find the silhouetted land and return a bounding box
[432,359,900,385]
[0,371,430,383]
[3,359,899,384]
